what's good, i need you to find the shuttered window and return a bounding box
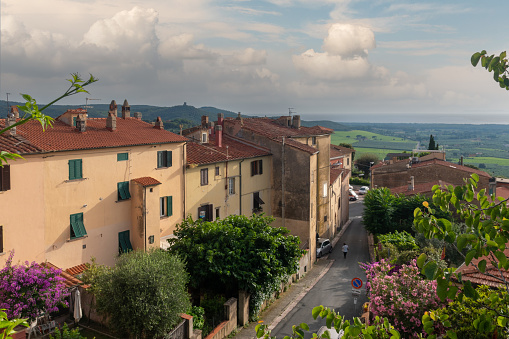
[68,159,83,180]
[200,168,208,186]
[117,153,129,161]
[160,196,173,217]
[250,160,263,176]
[118,230,133,254]
[70,213,87,239]
[157,151,172,168]
[117,181,131,201]
[0,165,10,191]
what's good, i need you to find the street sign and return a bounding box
[351,277,363,289]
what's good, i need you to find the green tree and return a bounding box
[471,50,509,90]
[338,143,355,161]
[414,174,509,338]
[94,249,191,339]
[355,153,378,177]
[428,134,436,150]
[0,73,97,166]
[50,323,86,339]
[362,188,395,234]
[168,214,304,317]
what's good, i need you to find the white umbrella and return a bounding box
[73,289,82,323]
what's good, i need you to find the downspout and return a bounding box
[239,159,244,214]
[225,146,229,216]
[183,143,186,222]
[282,137,285,228]
[144,186,147,251]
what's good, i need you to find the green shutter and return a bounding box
[69,159,82,180]
[166,151,172,167]
[118,181,131,200]
[77,212,87,236]
[119,231,133,253]
[117,153,128,161]
[125,231,133,250]
[70,213,86,239]
[69,160,75,180]
[157,151,163,168]
[167,196,173,216]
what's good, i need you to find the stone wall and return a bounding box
[204,298,237,339]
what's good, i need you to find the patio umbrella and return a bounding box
[73,289,82,323]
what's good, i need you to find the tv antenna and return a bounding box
[84,97,101,109]
[288,108,295,116]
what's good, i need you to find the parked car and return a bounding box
[358,186,370,195]
[349,189,358,201]
[316,238,332,258]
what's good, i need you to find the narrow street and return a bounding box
[270,200,369,338]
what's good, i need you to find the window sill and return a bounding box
[116,199,131,203]
[65,178,88,183]
[67,235,88,242]
[0,252,5,256]
[156,167,172,170]
[160,215,170,219]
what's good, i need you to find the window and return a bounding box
[117,153,128,161]
[198,204,213,221]
[251,160,263,176]
[215,166,220,176]
[312,136,317,145]
[202,133,207,143]
[70,213,87,239]
[68,159,82,180]
[323,183,328,197]
[0,165,10,191]
[253,192,265,211]
[157,150,172,168]
[347,158,350,166]
[118,230,133,254]
[228,177,235,195]
[117,181,131,201]
[200,168,209,186]
[148,235,154,244]
[160,196,173,217]
[72,116,77,127]
[0,226,3,253]
[215,207,220,220]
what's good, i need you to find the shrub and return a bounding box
[188,306,205,330]
[350,177,370,186]
[50,323,85,339]
[378,231,417,251]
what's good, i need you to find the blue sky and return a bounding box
[1,0,509,123]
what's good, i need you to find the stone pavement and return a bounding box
[233,219,352,339]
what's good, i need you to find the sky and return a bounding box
[2,0,509,124]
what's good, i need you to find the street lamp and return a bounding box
[369,162,374,187]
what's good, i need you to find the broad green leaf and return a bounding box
[447,286,458,299]
[457,235,467,251]
[497,316,507,327]
[463,281,478,299]
[255,325,265,338]
[465,249,476,266]
[471,173,479,182]
[494,250,507,265]
[326,313,334,328]
[312,306,323,319]
[486,240,498,248]
[423,261,438,280]
[471,52,482,66]
[417,253,427,268]
[478,259,486,273]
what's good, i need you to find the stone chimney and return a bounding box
[201,115,209,127]
[106,112,116,131]
[237,112,243,125]
[460,156,464,166]
[122,99,130,119]
[109,100,118,117]
[292,115,301,129]
[408,176,415,191]
[76,114,86,132]
[10,106,19,119]
[154,116,164,130]
[5,116,16,136]
[215,125,223,148]
[217,113,224,126]
[208,121,215,138]
[134,112,142,120]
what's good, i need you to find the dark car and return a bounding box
[316,238,332,258]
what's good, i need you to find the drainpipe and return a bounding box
[144,186,147,251]
[282,137,285,228]
[225,146,229,216]
[239,159,244,214]
[183,143,186,222]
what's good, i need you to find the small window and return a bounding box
[200,168,209,186]
[251,160,263,176]
[118,230,133,254]
[117,153,129,161]
[253,192,265,211]
[148,235,155,244]
[157,150,172,168]
[72,116,77,127]
[68,159,82,180]
[70,213,87,239]
[228,177,235,195]
[160,196,173,217]
[202,133,207,143]
[215,166,220,176]
[215,207,220,220]
[347,158,350,166]
[312,137,317,145]
[323,183,328,197]
[0,165,10,191]
[198,204,213,221]
[117,181,131,201]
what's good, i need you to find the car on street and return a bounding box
[349,189,358,201]
[316,238,332,258]
[358,186,369,195]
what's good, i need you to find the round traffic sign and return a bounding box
[351,277,363,289]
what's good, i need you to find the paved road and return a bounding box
[271,201,369,338]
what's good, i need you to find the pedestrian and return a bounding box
[342,243,348,259]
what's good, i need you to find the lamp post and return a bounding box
[369,162,374,188]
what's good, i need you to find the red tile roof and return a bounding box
[390,181,453,196]
[411,159,491,178]
[454,249,509,288]
[330,166,345,183]
[65,263,89,276]
[0,133,43,154]
[330,145,354,159]
[187,134,271,165]
[132,176,162,187]
[0,117,188,154]
[41,262,87,288]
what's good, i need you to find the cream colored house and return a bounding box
[183,114,272,221]
[0,101,187,268]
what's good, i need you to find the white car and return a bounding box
[358,186,369,195]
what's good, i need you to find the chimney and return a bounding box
[134,112,142,120]
[106,112,116,131]
[76,114,86,132]
[408,176,415,191]
[292,115,301,129]
[460,156,464,166]
[208,121,215,137]
[215,125,223,148]
[237,112,243,125]
[122,99,130,119]
[10,106,19,119]
[109,100,118,117]
[5,116,16,136]
[217,113,224,126]
[154,116,164,130]
[201,115,209,127]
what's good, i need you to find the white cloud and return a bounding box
[159,34,217,60]
[225,48,267,66]
[323,24,375,57]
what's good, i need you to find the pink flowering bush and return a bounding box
[361,259,447,338]
[0,251,69,320]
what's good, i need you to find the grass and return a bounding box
[332,130,410,144]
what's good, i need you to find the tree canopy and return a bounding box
[355,153,378,177]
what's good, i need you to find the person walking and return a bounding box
[342,243,349,259]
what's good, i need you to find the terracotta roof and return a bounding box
[41,262,87,288]
[330,166,344,183]
[0,117,188,154]
[182,125,205,135]
[0,133,43,154]
[454,249,509,288]
[390,181,453,196]
[132,176,162,187]
[65,263,89,276]
[187,134,271,165]
[411,159,491,178]
[330,145,354,158]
